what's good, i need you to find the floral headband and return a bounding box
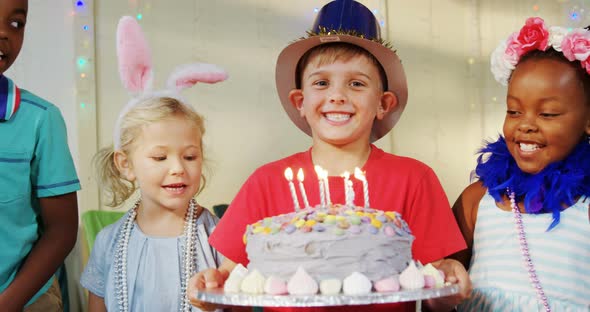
[491,17,590,86]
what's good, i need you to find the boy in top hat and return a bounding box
[189,1,470,311]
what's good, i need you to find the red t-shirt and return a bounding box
[209,145,466,312]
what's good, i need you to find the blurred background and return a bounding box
[8,0,589,310]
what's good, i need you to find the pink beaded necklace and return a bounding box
[508,189,551,312]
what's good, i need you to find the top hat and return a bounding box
[275,0,408,142]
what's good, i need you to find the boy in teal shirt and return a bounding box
[0,1,81,311]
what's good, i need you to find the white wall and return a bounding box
[92,0,583,211]
[386,0,571,203]
[95,0,380,211]
[12,1,583,220]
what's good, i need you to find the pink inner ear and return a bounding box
[176,78,199,89]
[123,65,151,91]
[175,71,228,89]
[117,16,153,93]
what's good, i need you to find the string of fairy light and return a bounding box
[73,0,93,110]
[70,0,588,111]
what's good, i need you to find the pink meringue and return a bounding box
[423,275,436,288]
[264,276,288,295]
[421,263,445,288]
[374,275,400,292]
[287,267,318,295]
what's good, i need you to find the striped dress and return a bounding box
[458,192,590,312]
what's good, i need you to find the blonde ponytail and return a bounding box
[93,145,136,207]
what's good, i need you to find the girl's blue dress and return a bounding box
[81,207,223,312]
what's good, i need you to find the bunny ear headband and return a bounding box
[113,16,228,150]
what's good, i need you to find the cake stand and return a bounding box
[194,284,459,307]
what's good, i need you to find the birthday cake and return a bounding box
[245,204,413,283]
[222,168,446,295]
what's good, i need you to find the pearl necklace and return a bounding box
[114,199,198,312]
[508,189,551,311]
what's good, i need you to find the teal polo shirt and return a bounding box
[0,88,80,305]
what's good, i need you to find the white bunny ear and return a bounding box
[116,16,154,94]
[166,63,228,92]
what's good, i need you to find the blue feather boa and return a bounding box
[475,136,590,230]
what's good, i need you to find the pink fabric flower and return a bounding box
[504,32,522,65]
[489,17,590,86]
[516,17,549,56]
[561,29,590,62]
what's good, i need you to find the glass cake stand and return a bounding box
[194,284,459,307]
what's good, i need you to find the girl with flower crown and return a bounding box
[451,17,590,311]
[80,17,228,312]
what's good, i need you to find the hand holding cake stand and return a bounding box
[194,167,461,308]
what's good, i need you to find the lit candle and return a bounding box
[314,165,326,207]
[284,168,300,211]
[342,171,351,206]
[354,167,369,208]
[322,169,331,206]
[347,180,355,206]
[297,168,310,208]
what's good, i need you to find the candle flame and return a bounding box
[314,165,327,179]
[354,167,366,181]
[297,168,304,181]
[284,167,294,181]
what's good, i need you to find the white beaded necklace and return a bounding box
[114,199,198,312]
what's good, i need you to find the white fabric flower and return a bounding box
[490,39,515,86]
[548,26,569,52]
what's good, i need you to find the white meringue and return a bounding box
[342,272,372,295]
[240,269,266,294]
[319,279,342,295]
[399,261,425,290]
[223,263,248,293]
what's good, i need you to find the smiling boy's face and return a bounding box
[0,0,27,75]
[289,53,395,148]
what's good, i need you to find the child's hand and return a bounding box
[426,258,472,311]
[187,268,229,311]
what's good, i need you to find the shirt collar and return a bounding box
[0,75,21,121]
